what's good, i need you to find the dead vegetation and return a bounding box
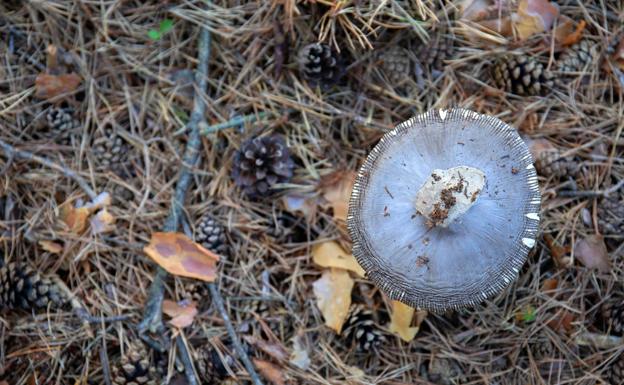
[0,0,623,384]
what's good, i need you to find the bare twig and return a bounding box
[558,178,624,198]
[0,139,98,200]
[176,335,199,385]
[173,111,270,137]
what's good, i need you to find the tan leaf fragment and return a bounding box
[574,235,610,273]
[321,171,356,222]
[514,0,559,40]
[144,232,220,282]
[162,299,198,328]
[242,335,289,363]
[38,240,63,254]
[35,73,81,100]
[59,203,90,234]
[388,300,427,342]
[312,268,353,333]
[252,358,286,385]
[289,333,310,370]
[312,241,365,278]
[90,209,115,235]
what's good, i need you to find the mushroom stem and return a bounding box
[414,166,486,228]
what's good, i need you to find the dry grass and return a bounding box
[0,0,623,384]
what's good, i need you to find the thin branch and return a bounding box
[0,139,98,200]
[558,178,624,198]
[176,335,199,385]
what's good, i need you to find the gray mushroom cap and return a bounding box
[347,109,540,312]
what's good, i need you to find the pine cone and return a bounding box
[195,215,229,255]
[342,305,385,351]
[417,29,455,72]
[231,134,294,198]
[195,341,253,383]
[492,55,555,96]
[112,340,161,385]
[297,43,342,85]
[181,281,210,304]
[597,195,624,235]
[93,127,131,176]
[607,353,624,385]
[380,46,411,85]
[534,149,579,178]
[0,262,66,310]
[34,105,80,145]
[530,332,554,361]
[556,39,596,74]
[601,300,624,336]
[428,357,465,385]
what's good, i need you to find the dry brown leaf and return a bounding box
[38,240,63,254]
[388,301,426,342]
[321,170,356,221]
[252,358,286,385]
[144,232,220,281]
[312,241,365,278]
[548,309,575,334]
[312,268,353,333]
[514,0,559,40]
[90,209,115,235]
[574,235,610,273]
[554,17,585,46]
[35,73,81,100]
[242,335,289,362]
[542,278,558,293]
[59,203,90,234]
[162,299,198,328]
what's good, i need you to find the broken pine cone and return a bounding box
[417,28,455,73]
[492,55,555,96]
[380,46,411,85]
[93,126,131,177]
[556,39,597,74]
[342,305,385,351]
[601,300,624,336]
[597,194,624,235]
[231,133,294,199]
[297,43,342,86]
[45,105,81,141]
[195,214,229,256]
[111,339,163,385]
[0,262,66,310]
[195,341,253,383]
[534,148,580,178]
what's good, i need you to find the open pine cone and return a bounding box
[231,134,294,198]
[492,55,555,96]
[297,43,343,86]
[112,339,163,385]
[0,262,66,310]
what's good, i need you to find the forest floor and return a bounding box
[1,1,623,385]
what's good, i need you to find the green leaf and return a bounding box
[159,19,174,34]
[523,306,537,323]
[147,29,161,40]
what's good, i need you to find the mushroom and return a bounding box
[347,109,540,311]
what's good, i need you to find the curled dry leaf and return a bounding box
[574,234,610,273]
[162,299,198,328]
[35,73,81,100]
[90,209,115,235]
[514,0,559,40]
[388,300,426,342]
[144,232,220,282]
[38,240,63,254]
[243,335,289,363]
[312,241,365,278]
[321,170,356,222]
[252,358,286,385]
[312,268,353,333]
[59,203,90,234]
[548,309,575,334]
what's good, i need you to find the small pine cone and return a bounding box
[195,215,228,255]
[342,305,385,351]
[492,55,555,96]
[597,195,624,235]
[93,127,131,176]
[607,353,624,385]
[231,134,294,199]
[112,340,161,385]
[534,149,579,178]
[0,262,66,310]
[46,106,80,133]
[195,341,253,383]
[380,46,411,85]
[417,29,455,72]
[428,357,465,385]
[297,43,342,85]
[601,301,624,336]
[556,39,596,74]
[530,333,554,361]
[181,281,210,304]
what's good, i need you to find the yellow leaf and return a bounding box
[312,241,365,278]
[144,232,220,282]
[162,299,198,328]
[388,301,427,342]
[514,0,559,40]
[321,171,356,222]
[312,268,353,333]
[38,240,63,254]
[59,203,90,234]
[90,209,115,234]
